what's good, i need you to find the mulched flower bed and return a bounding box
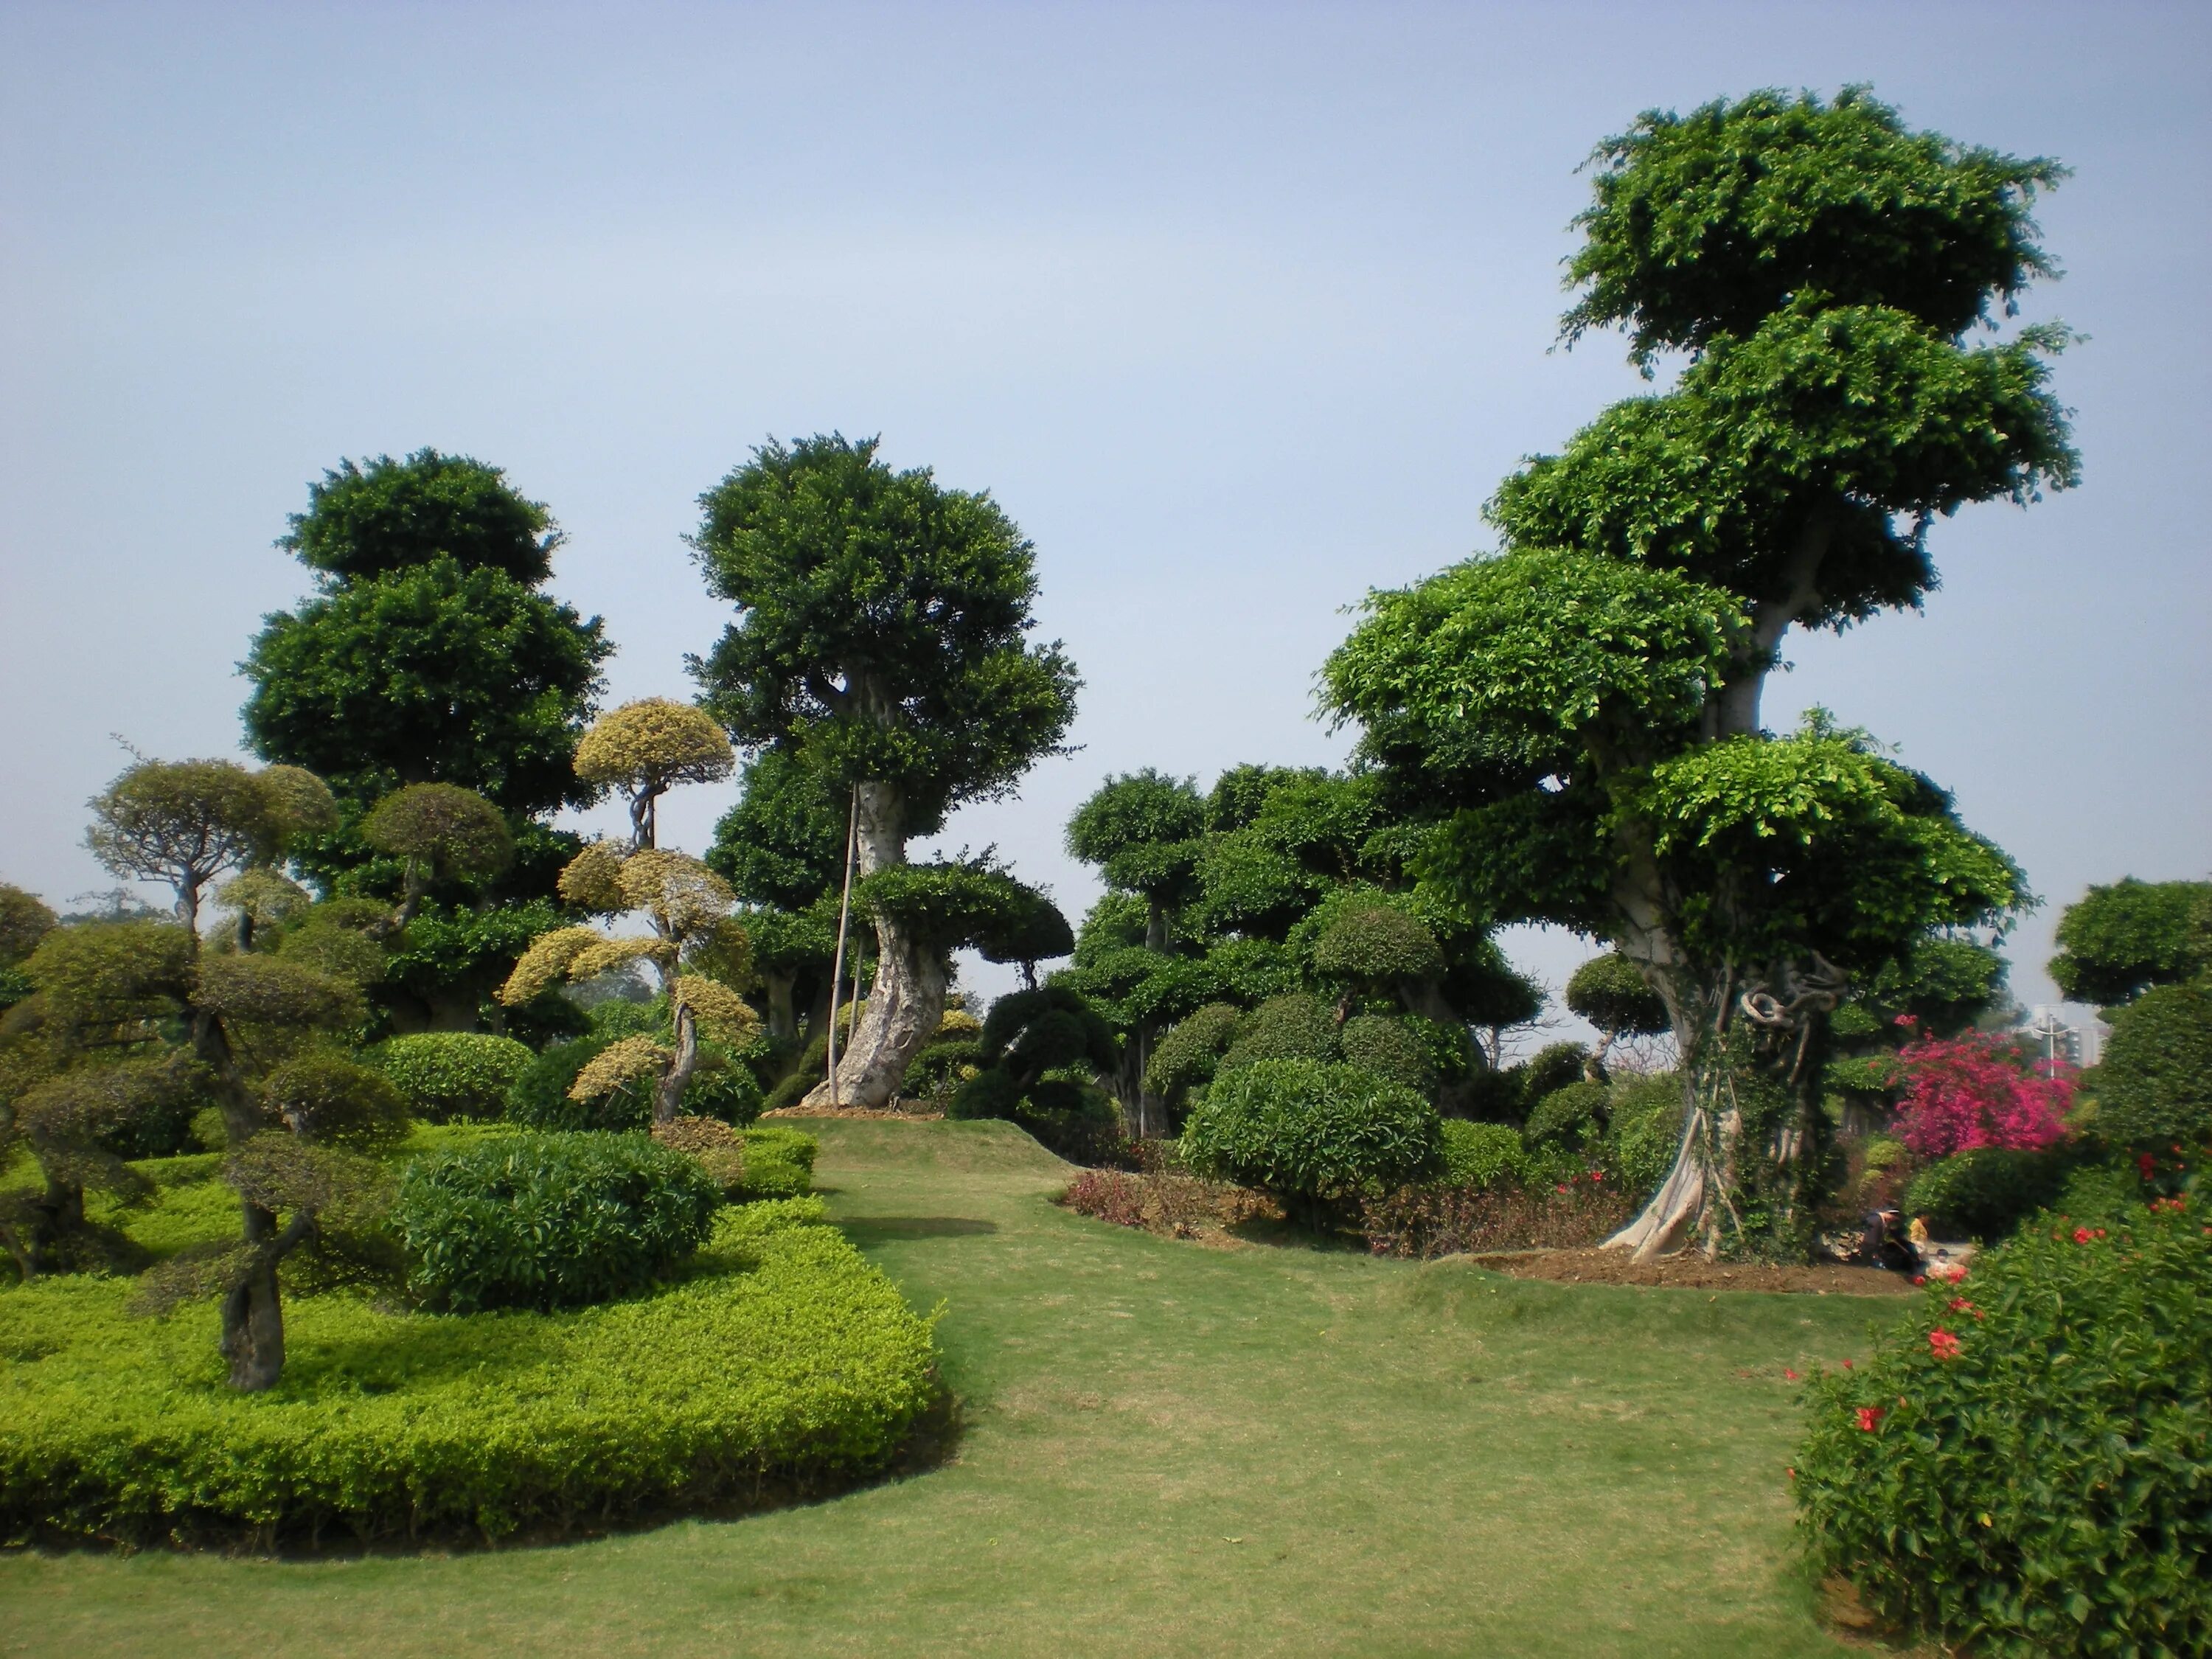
[1459,1248,1914,1295]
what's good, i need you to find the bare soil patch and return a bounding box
[1462,1246,1914,1295]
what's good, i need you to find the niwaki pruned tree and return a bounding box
[1324,88,2073,1259]
[690,435,1079,1107]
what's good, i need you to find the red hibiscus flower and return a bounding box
[1855,1406,1884,1432]
[1928,1328,1962,1360]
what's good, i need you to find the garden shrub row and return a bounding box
[0,1200,938,1548]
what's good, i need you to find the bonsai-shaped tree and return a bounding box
[2048,879,2212,1009]
[360,782,515,926]
[975,883,1075,990]
[1325,90,2070,1258]
[692,434,1079,1107]
[22,761,397,1380]
[500,845,759,1124]
[1565,952,1673,1079]
[86,757,337,937]
[573,698,735,852]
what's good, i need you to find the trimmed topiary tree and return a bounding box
[1180,1058,1441,1226]
[2093,981,2212,1153]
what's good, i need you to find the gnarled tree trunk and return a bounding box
[220,1202,288,1392]
[806,782,946,1108]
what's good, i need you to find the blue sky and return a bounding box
[2,1,2205,1039]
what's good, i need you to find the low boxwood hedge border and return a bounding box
[0,1200,936,1548]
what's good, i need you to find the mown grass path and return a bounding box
[1,1119,1896,1657]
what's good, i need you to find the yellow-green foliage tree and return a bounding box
[573,698,734,852]
[499,845,758,1124]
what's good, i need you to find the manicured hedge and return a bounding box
[395,1131,722,1311]
[369,1032,536,1121]
[734,1126,818,1202]
[0,1200,937,1548]
[1794,1194,2211,1656]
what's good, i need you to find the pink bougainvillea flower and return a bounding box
[1891,1032,2073,1158]
[1929,1328,1962,1360]
[1856,1406,1884,1432]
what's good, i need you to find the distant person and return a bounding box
[1862,1207,1917,1273]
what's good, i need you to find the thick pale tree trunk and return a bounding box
[805,782,946,1108]
[763,973,796,1040]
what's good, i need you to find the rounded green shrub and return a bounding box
[902,1037,981,1101]
[1340,1015,1436,1094]
[395,1130,721,1312]
[684,1047,765,1126]
[734,1126,818,1201]
[1903,1146,2073,1241]
[1144,1003,1243,1103]
[1517,1041,1590,1105]
[1438,1119,1524,1189]
[370,1032,535,1121]
[1180,1059,1440,1220]
[1607,1073,1687,1201]
[1795,1195,2211,1655]
[506,1035,650,1130]
[260,1053,410,1150]
[1218,992,1338,1074]
[1525,1080,1610,1147]
[2094,980,2212,1151]
[0,1203,938,1546]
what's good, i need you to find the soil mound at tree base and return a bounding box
[1463,1247,1913,1295]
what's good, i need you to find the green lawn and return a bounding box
[1,1119,1905,1657]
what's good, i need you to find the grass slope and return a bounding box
[0,1119,1896,1657]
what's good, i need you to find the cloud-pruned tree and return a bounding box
[1324,88,2072,1259]
[690,434,1078,1107]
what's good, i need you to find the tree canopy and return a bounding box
[279,448,563,585]
[690,434,1079,835]
[2048,879,2212,1008]
[1324,88,2071,1259]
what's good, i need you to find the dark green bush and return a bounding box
[1339,1015,1435,1094]
[1903,1146,2073,1241]
[0,1201,938,1546]
[1606,1073,1686,1202]
[395,1131,721,1312]
[1437,1119,1523,1189]
[1525,1080,1610,1148]
[1144,1003,1243,1104]
[504,1035,651,1130]
[2093,980,2212,1151]
[260,1053,410,1150]
[1795,1195,2211,1655]
[1180,1059,1440,1222]
[370,1032,535,1121]
[1217,992,1338,1073]
[901,1037,981,1101]
[1519,1041,1589,1104]
[683,1047,765,1126]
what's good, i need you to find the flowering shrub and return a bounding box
[1793,1194,2211,1655]
[1890,1028,2072,1158]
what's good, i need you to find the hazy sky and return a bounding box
[3,1,2205,1040]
